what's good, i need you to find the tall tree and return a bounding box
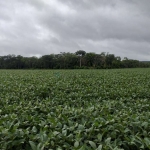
[75,50,86,67]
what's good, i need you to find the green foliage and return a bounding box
[0,69,150,149]
[0,52,150,69]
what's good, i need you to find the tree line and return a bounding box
[0,50,150,69]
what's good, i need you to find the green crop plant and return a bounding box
[0,69,150,149]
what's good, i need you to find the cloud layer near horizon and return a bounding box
[0,0,150,60]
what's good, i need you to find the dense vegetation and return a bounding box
[0,69,150,149]
[0,50,150,69]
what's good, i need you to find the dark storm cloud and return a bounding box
[0,0,150,60]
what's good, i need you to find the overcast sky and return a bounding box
[0,0,150,60]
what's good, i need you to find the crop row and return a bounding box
[0,69,150,149]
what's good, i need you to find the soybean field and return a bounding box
[0,69,150,150]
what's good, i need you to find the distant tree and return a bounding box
[16,55,23,69]
[112,56,121,68]
[105,53,116,68]
[0,51,149,69]
[40,55,54,69]
[85,52,96,67]
[75,50,86,67]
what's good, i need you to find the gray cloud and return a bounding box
[0,0,150,60]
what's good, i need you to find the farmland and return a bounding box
[0,69,150,150]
